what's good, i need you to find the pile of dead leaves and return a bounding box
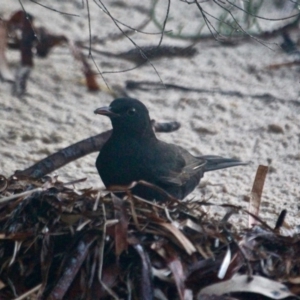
[0,173,299,300]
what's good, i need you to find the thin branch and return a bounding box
[86,0,92,55]
[212,0,275,50]
[226,0,300,21]
[89,52,110,91]
[157,0,171,47]
[100,63,145,75]
[29,0,80,17]
[193,0,224,40]
[94,0,165,87]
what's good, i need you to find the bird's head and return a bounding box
[94,97,155,137]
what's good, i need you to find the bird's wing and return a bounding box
[155,145,206,187]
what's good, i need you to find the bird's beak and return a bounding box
[94,106,119,117]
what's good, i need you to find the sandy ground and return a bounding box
[1,1,300,229]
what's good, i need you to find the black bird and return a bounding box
[95,98,247,201]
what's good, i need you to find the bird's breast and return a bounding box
[96,136,153,187]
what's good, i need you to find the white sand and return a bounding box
[1,1,299,228]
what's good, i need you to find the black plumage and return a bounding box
[95,98,247,201]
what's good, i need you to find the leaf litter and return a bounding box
[0,166,299,299]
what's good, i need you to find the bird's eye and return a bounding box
[127,107,136,116]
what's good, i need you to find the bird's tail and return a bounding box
[201,155,248,172]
